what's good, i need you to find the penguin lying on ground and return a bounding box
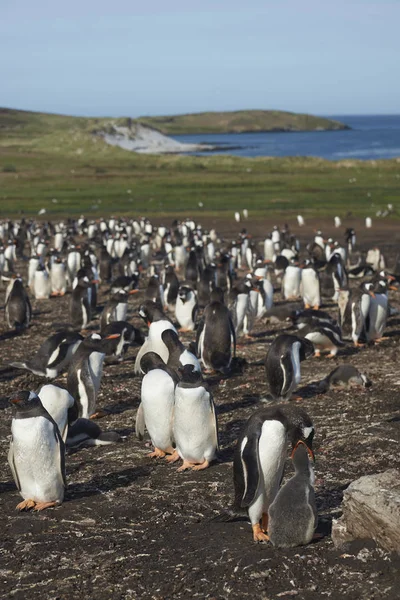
[317,365,372,393]
[231,405,314,541]
[298,321,344,358]
[9,331,83,378]
[66,419,121,448]
[268,440,317,548]
[265,335,314,401]
[8,390,66,512]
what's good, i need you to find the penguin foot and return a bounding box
[291,395,303,402]
[252,523,269,543]
[312,305,320,310]
[326,353,337,359]
[354,341,365,348]
[177,460,195,472]
[33,501,59,511]
[191,459,210,471]
[313,350,321,358]
[374,337,389,344]
[165,451,180,463]
[90,410,108,420]
[179,328,193,333]
[148,447,166,459]
[304,304,311,309]
[16,499,36,511]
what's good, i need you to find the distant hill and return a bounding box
[137,110,350,135]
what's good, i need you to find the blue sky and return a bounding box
[2,1,399,117]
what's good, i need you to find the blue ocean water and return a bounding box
[173,115,400,160]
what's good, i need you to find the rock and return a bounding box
[332,469,400,553]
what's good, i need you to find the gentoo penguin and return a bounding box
[282,261,301,300]
[70,275,91,330]
[66,418,121,447]
[145,274,165,308]
[163,265,180,310]
[338,286,371,346]
[231,279,254,337]
[5,276,32,331]
[367,280,388,343]
[197,263,216,308]
[28,254,41,289]
[366,247,385,272]
[299,321,344,358]
[8,390,66,511]
[170,365,218,471]
[232,405,314,541]
[317,364,372,393]
[99,289,137,333]
[135,352,178,459]
[293,308,335,330]
[66,244,81,285]
[10,331,83,378]
[67,333,120,420]
[50,257,67,296]
[301,262,321,309]
[99,247,112,282]
[268,441,317,548]
[33,263,51,299]
[175,283,198,332]
[185,249,200,285]
[265,335,314,401]
[249,277,270,320]
[38,383,75,441]
[103,321,144,362]
[134,301,177,374]
[196,291,236,374]
[161,329,201,373]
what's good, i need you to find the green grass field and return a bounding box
[0,108,399,219]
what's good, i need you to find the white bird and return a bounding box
[297,215,305,227]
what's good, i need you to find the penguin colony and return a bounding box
[1,214,395,549]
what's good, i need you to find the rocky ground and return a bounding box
[1,217,400,600]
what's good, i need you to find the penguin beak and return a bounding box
[291,439,315,462]
[105,333,121,340]
[92,279,100,284]
[369,291,376,298]
[389,285,397,291]
[129,289,139,294]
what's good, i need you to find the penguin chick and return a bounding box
[268,441,317,548]
[8,390,66,511]
[175,283,198,332]
[172,365,219,471]
[136,352,177,459]
[233,405,314,542]
[265,335,314,401]
[318,365,372,392]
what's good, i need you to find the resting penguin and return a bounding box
[232,405,314,542]
[268,440,317,548]
[38,383,75,442]
[99,289,138,333]
[67,333,120,420]
[175,283,198,332]
[265,335,314,401]
[134,301,177,374]
[317,364,372,393]
[66,418,121,448]
[10,330,83,378]
[8,390,66,511]
[135,352,178,459]
[161,329,201,373]
[169,365,218,471]
[196,292,236,374]
[5,276,32,331]
[103,321,144,362]
[298,322,344,358]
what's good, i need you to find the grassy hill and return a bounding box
[0,107,397,219]
[137,110,349,135]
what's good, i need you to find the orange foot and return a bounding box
[179,328,193,333]
[33,501,59,511]
[147,447,166,459]
[291,394,303,402]
[252,523,269,542]
[354,341,365,348]
[374,337,389,344]
[16,498,36,511]
[314,350,321,358]
[90,410,108,419]
[192,459,210,471]
[165,450,180,463]
[262,512,269,533]
[312,305,320,310]
[177,460,195,472]
[326,353,337,359]
[304,304,311,309]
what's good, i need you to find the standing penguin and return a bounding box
[301,262,321,309]
[175,283,198,332]
[163,265,180,311]
[185,249,200,285]
[265,334,314,401]
[170,365,218,471]
[231,279,254,337]
[161,329,201,373]
[8,390,66,511]
[38,383,75,442]
[134,301,177,374]
[282,261,302,300]
[367,280,389,343]
[268,441,317,547]
[232,405,314,541]
[196,289,236,374]
[70,275,91,330]
[67,333,120,420]
[5,276,32,331]
[50,257,67,296]
[9,330,83,378]
[100,289,137,333]
[135,352,178,459]
[33,263,51,299]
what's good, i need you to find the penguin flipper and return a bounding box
[8,440,21,491]
[280,353,294,398]
[135,402,145,440]
[9,361,29,371]
[195,318,205,358]
[229,315,236,357]
[209,395,219,452]
[240,434,261,507]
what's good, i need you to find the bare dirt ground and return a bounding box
[1,217,400,600]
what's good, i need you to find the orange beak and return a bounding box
[369,291,376,298]
[105,333,120,340]
[129,289,139,294]
[291,439,315,462]
[92,279,100,284]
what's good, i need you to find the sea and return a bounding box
[173,115,400,161]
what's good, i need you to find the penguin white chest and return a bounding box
[141,370,175,451]
[11,417,64,503]
[88,351,105,393]
[174,386,217,463]
[115,302,128,321]
[175,293,197,330]
[291,341,301,385]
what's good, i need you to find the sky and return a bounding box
[1,0,399,117]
